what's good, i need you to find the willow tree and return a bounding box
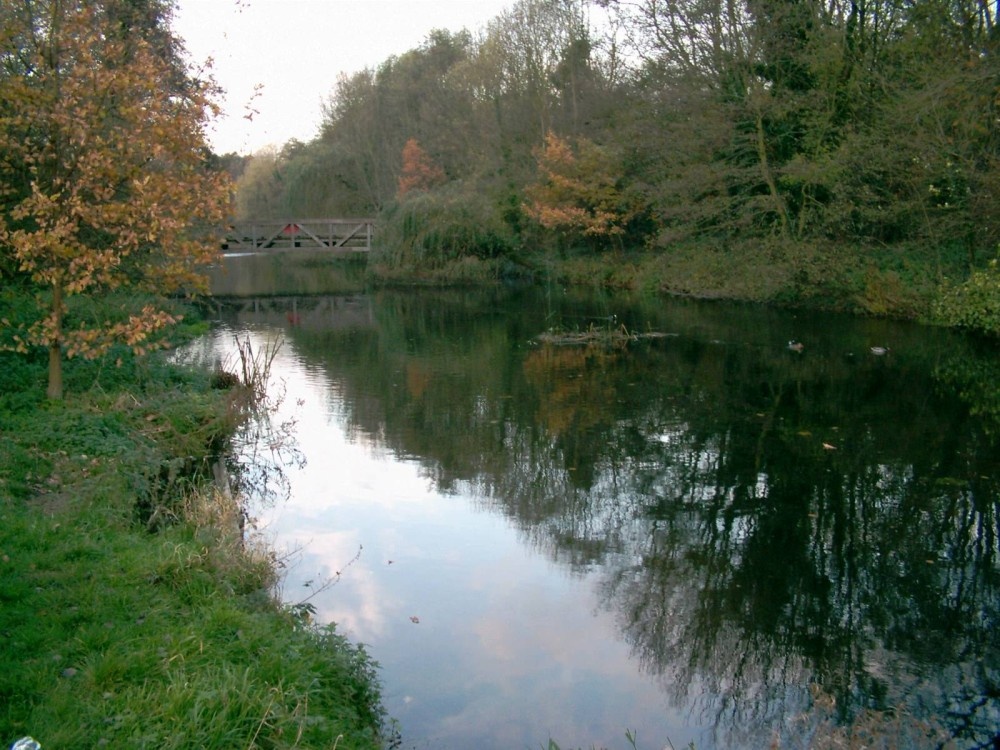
[0,0,231,399]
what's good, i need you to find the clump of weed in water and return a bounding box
[229,334,279,412]
[216,334,305,509]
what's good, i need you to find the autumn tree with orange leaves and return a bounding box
[396,138,445,199]
[524,132,634,249]
[0,1,231,399]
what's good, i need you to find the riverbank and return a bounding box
[368,238,999,335]
[0,319,385,749]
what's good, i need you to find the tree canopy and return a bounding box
[233,0,999,329]
[0,0,231,398]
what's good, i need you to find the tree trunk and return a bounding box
[754,109,790,238]
[47,281,64,401]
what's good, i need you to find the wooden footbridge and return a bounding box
[222,219,375,253]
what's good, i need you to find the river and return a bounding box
[182,253,999,749]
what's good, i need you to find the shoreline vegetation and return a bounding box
[0,307,386,750]
[363,243,1000,337]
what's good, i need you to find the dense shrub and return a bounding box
[934,260,1000,335]
[376,182,517,269]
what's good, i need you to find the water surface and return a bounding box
[188,256,1000,748]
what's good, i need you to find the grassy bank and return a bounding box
[0,327,385,749]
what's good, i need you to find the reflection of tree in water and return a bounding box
[284,291,999,748]
[491,341,996,747]
[596,445,997,746]
[517,340,998,747]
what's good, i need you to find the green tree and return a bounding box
[0,1,230,399]
[605,0,1000,268]
[234,146,286,221]
[308,30,475,215]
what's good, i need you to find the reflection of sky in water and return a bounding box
[222,328,701,750]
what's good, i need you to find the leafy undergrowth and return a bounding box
[0,346,384,749]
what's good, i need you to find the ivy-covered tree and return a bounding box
[0,0,231,399]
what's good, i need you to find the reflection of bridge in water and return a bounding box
[223,219,375,253]
[212,295,374,330]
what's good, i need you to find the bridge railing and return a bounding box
[223,219,375,252]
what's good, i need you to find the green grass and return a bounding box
[0,318,385,750]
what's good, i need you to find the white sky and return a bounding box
[173,0,514,155]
